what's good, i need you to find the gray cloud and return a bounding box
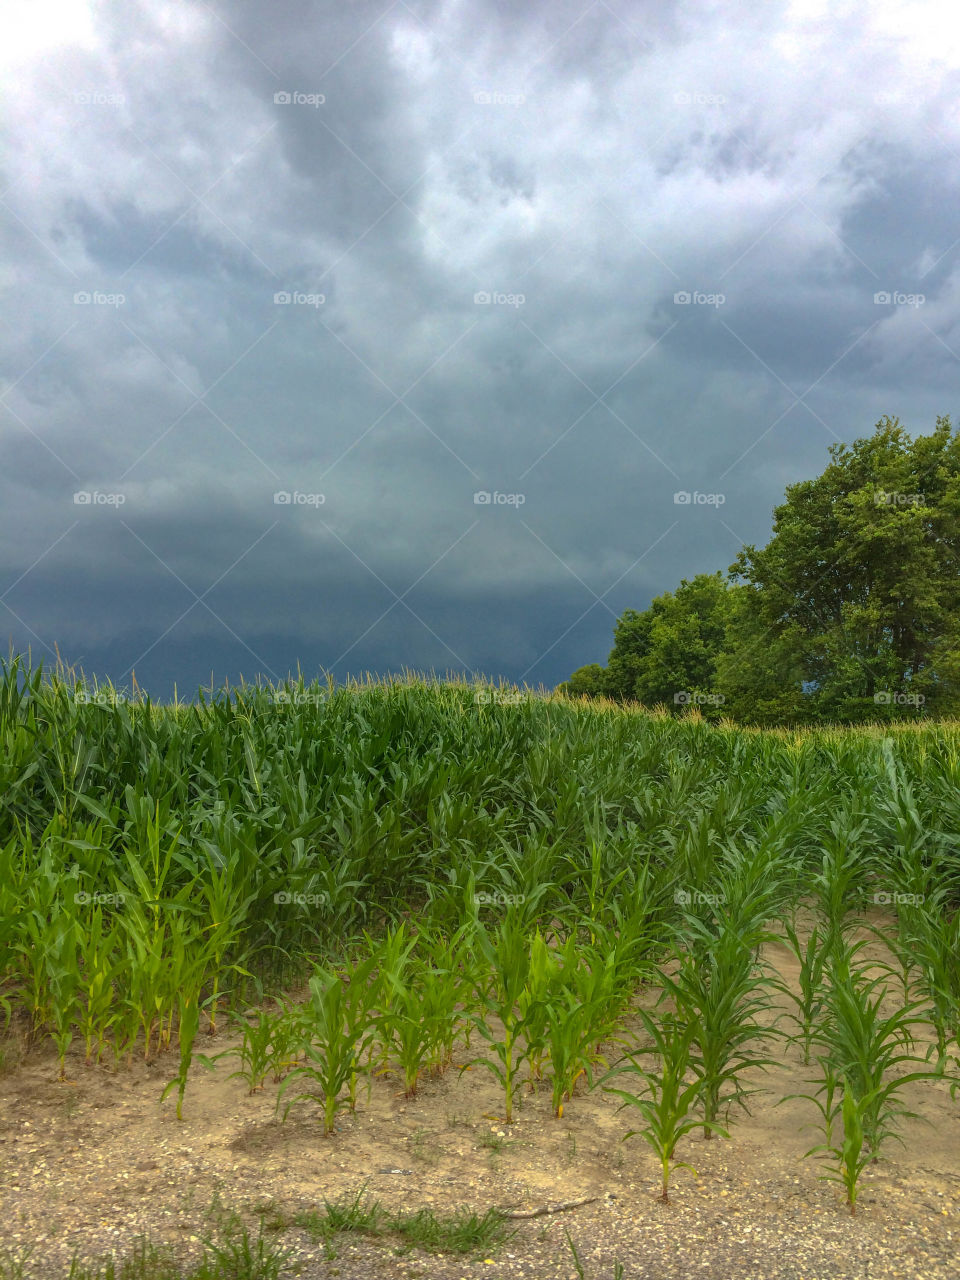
[2,0,960,695]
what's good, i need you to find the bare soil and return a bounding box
[1,915,958,1279]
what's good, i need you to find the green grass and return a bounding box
[0,1216,293,1280]
[294,1187,514,1256]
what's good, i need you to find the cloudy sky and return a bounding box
[2,0,959,698]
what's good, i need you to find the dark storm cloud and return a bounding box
[3,0,960,694]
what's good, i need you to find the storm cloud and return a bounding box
[3,0,959,696]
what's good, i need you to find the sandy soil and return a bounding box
[0,917,958,1279]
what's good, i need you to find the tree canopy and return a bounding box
[559,416,960,724]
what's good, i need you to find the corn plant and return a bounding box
[545,991,620,1118]
[75,907,122,1065]
[804,1079,874,1215]
[160,986,201,1120]
[604,1011,727,1202]
[461,912,535,1124]
[802,968,948,1160]
[659,925,781,1137]
[279,963,378,1133]
[207,1010,279,1094]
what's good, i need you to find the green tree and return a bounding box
[721,416,960,722]
[558,663,608,698]
[568,573,732,712]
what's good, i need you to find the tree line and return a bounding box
[559,416,960,724]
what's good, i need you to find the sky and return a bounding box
[2,0,960,699]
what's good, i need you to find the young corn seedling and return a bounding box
[205,1010,278,1094]
[461,911,535,1124]
[545,991,620,1118]
[660,926,781,1138]
[779,918,837,1065]
[804,968,949,1160]
[279,962,378,1133]
[604,1011,727,1202]
[377,976,435,1097]
[804,1079,874,1215]
[160,985,201,1120]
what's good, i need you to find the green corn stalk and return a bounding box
[74,906,122,1065]
[545,992,619,1118]
[377,979,434,1097]
[161,986,201,1120]
[804,1080,873,1215]
[659,927,781,1138]
[207,1010,277,1094]
[279,964,377,1134]
[461,912,535,1124]
[806,968,950,1160]
[604,1012,728,1202]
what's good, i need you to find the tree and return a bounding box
[722,416,960,721]
[558,663,608,698]
[572,573,732,712]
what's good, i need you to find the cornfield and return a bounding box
[2,652,960,1211]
